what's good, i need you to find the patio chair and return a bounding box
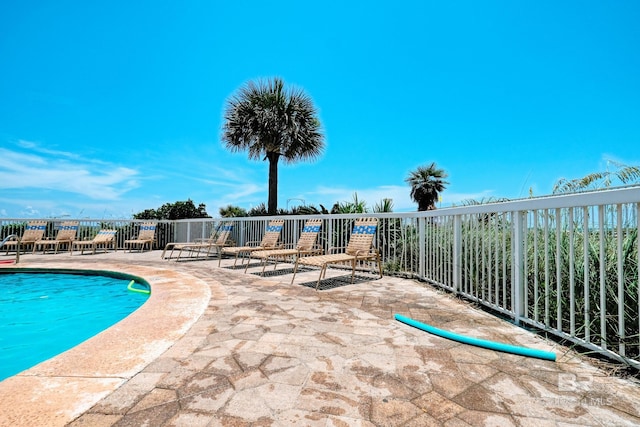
[219,219,285,267]
[162,222,235,261]
[245,218,323,274]
[33,221,79,254]
[290,217,382,290]
[124,222,156,252]
[71,229,117,255]
[2,220,48,254]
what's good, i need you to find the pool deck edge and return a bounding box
[0,261,214,427]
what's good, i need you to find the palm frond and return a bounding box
[553,161,640,194]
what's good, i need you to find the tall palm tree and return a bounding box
[222,77,325,214]
[406,162,449,211]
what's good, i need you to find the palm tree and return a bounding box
[222,78,325,214]
[406,162,449,211]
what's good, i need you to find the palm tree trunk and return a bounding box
[267,152,280,214]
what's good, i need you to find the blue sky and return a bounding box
[1,1,639,219]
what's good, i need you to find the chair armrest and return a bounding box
[354,248,380,258]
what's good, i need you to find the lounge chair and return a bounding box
[124,222,156,252]
[290,217,382,290]
[161,222,235,261]
[219,219,285,267]
[33,221,79,254]
[71,229,117,255]
[2,220,48,254]
[245,218,323,274]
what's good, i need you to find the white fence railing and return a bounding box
[2,186,639,367]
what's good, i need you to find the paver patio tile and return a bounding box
[179,385,234,413]
[111,400,180,427]
[430,370,478,398]
[296,387,367,419]
[129,388,178,413]
[452,410,518,426]
[412,390,465,421]
[164,411,214,427]
[228,368,270,390]
[274,409,329,426]
[369,397,424,426]
[452,383,511,414]
[222,388,274,420]
[175,371,231,398]
[67,414,123,426]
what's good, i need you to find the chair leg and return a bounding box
[272,255,281,270]
[205,245,214,259]
[161,243,170,259]
[315,265,326,290]
[290,260,300,284]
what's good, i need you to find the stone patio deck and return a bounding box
[1,249,639,426]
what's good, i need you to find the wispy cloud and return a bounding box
[0,144,140,200]
[17,139,80,160]
[196,166,267,202]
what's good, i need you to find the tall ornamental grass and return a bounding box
[409,204,639,367]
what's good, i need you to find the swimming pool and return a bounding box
[0,270,149,382]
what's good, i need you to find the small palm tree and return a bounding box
[406,162,449,211]
[222,77,325,214]
[331,193,368,214]
[219,205,247,218]
[373,198,394,213]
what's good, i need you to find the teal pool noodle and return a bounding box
[394,313,556,362]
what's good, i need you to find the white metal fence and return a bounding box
[2,186,639,367]
[415,187,640,368]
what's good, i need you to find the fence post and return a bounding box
[453,215,462,293]
[239,221,246,246]
[326,218,334,254]
[293,219,299,244]
[418,217,425,279]
[512,210,526,325]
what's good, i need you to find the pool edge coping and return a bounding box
[0,261,213,427]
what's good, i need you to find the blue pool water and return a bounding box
[0,271,149,382]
